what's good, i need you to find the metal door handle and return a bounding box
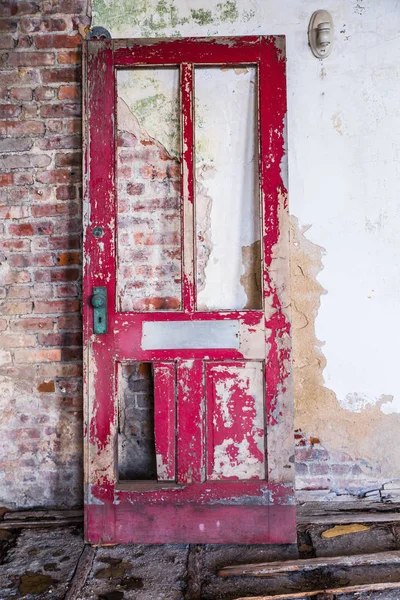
[91,286,107,334]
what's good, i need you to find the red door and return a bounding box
[83,36,295,544]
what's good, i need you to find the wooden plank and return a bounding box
[153,362,176,481]
[0,518,83,530]
[297,512,400,525]
[177,359,205,484]
[64,544,95,600]
[219,550,400,577]
[297,500,400,516]
[181,62,195,313]
[234,581,400,600]
[3,509,83,521]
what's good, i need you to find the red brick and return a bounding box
[31,187,54,203]
[0,120,45,137]
[0,174,13,187]
[0,34,14,49]
[1,153,51,170]
[38,363,81,379]
[2,128,27,147]
[40,103,81,118]
[39,135,80,150]
[133,232,179,246]
[127,183,145,196]
[20,16,68,33]
[55,151,81,167]
[3,270,31,284]
[9,253,55,268]
[2,301,33,315]
[62,347,81,361]
[48,235,80,249]
[43,0,86,14]
[8,52,55,67]
[34,299,80,313]
[37,381,56,392]
[65,119,81,134]
[34,86,55,101]
[7,286,31,299]
[58,314,81,330]
[31,283,53,298]
[0,334,36,348]
[55,185,76,200]
[38,331,81,346]
[5,1,41,16]
[0,19,18,33]
[0,205,30,219]
[0,104,22,118]
[0,239,31,251]
[8,221,54,236]
[13,172,34,185]
[58,84,79,100]
[0,69,40,86]
[50,268,80,282]
[36,169,81,184]
[42,66,80,84]
[56,283,78,297]
[35,33,81,49]
[16,35,34,49]
[31,203,78,217]
[58,50,80,64]
[10,317,55,332]
[47,120,63,133]
[14,348,62,363]
[10,87,33,101]
[56,251,81,265]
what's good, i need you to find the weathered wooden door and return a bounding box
[83,36,295,544]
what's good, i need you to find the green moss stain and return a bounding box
[190,8,213,25]
[217,0,239,22]
[93,0,188,36]
[93,0,253,37]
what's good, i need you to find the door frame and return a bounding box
[83,35,295,544]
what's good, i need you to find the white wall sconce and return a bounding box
[308,10,334,58]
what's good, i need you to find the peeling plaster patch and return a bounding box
[291,215,400,486]
[195,166,214,296]
[342,392,394,413]
[240,240,262,309]
[117,68,180,157]
[195,66,260,310]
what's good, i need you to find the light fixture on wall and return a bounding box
[308,10,334,58]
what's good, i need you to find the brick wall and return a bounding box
[0,0,89,508]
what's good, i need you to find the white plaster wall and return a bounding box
[93,0,400,415]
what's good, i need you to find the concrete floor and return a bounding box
[1,525,400,599]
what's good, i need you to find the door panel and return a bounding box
[153,362,176,481]
[206,361,265,481]
[83,35,295,544]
